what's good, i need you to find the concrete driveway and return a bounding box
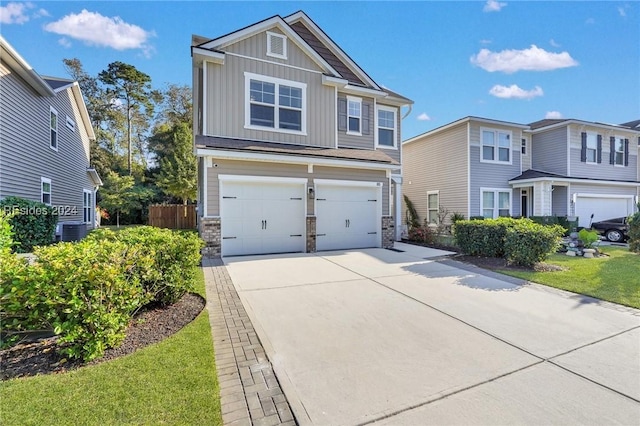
[223,243,640,425]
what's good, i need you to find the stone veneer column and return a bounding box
[306,216,316,253]
[200,217,221,258]
[382,216,394,249]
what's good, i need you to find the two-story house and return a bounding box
[192,11,412,257]
[403,116,640,232]
[0,36,101,236]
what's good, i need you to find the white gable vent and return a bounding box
[266,31,287,59]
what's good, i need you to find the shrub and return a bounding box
[454,217,520,257]
[450,212,465,223]
[628,205,640,253]
[0,196,58,253]
[578,228,599,248]
[403,194,420,229]
[0,210,14,254]
[87,226,204,305]
[504,221,564,267]
[407,222,436,245]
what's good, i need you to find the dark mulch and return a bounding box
[1,293,205,381]
[453,254,566,272]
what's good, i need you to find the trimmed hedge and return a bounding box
[0,196,58,253]
[455,217,563,266]
[629,205,640,253]
[0,226,204,361]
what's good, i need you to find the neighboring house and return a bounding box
[192,11,412,257]
[403,116,640,229]
[0,36,101,236]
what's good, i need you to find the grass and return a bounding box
[499,247,640,309]
[0,267,222,426]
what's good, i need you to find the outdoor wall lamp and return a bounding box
[308,187,315,199]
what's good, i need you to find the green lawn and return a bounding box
[500,247,640,309]
[0,268,222,426]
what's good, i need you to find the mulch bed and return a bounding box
[1,293,205,381]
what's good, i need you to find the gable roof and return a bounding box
[0,35,55,97]
[621,119,640,130]
[529,118,640,133]
[42,76,75,92]
[528,119,568,130]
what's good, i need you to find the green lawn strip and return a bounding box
[0,268,222,426]
[499,247,640,309]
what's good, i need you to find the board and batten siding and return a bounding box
[468,122,523,217]
[531,127,567,175]
[205,41,335,147]
[0,63,94,224]
[205,159,389,216]
[402,122,469,224]
[568,124,638,181]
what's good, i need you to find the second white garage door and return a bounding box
[574,194,635,227]
[220,176,306,256]
[315,180,382,251]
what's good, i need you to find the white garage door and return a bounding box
[575,195,635,227]
[315,180,381,251]
[220,177,306,256]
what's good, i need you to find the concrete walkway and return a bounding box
[209,244,640,425]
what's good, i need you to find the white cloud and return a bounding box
[618,5,630,17]
[58,37,72,48]
[483,0,507,12]
[549,39,560,48]
[489,84,543,100]
[545,111,563,119]
[417,113,431,121]
[1,2,33,24]
[480,39,492,45]
[470,45,578,73]
[44,9,154,53]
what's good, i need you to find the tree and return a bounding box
[98,62,154,175]
[155,123,197,207]
[99,171,153,227]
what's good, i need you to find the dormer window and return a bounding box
[266,31,287,59]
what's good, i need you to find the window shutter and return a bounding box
[596,134,602,164]
[337,98,347,131]
[624,139,630,166]
[580,132,587,162]
[609,136,615,165]
[362,103,370,135]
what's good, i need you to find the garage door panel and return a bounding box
[575,196,634,228]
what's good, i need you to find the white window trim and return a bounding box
[375,105,397,150]
[614,135,625,167]
[585,132,598,165]
[480,127,512,165]
[266,31,287,60]
[41,177,52,206]
[66,115,75,132]
[50,106,58,151]
[346,95,362,136]
[244,72,307,136]
[83,189,92,224]
[521,138,527,155]
[427,190,439,224]
[480,187,512,219]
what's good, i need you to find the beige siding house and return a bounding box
[192,11,412,257]
[0,36,101,237]
[403,116,640,239]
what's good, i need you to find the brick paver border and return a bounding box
[202,258,296,426]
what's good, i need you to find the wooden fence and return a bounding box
[148,204,197,230]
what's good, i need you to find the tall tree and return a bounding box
[155,123,197,206]
[99,171,153,227]
[98,62,154,175]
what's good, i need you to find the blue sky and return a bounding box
[1,1,638,139]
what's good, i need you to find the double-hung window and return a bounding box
[481,129,511,163]
[585,133,598,163]
[83,190,92,224]
[41,177,52,205]
[482,189,511,218]
[427,191,439,224]
[245,73,306,134]
[377,106,396,147]
[614,137,625,166]
[50,107,58,150]
[347,96,362,135]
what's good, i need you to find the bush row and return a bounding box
[0,196,58,253]
[0,225,204,361]
[454,217,565,267]
[630,203,640,253]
